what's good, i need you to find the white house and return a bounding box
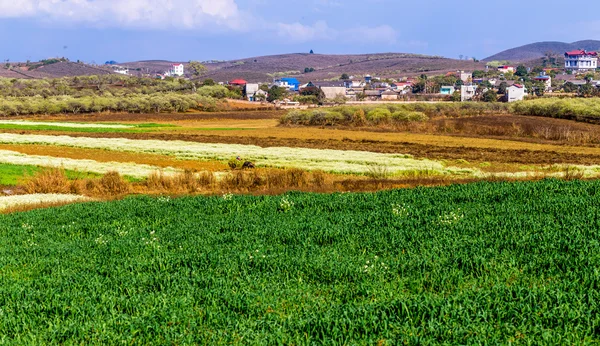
[457,71,472,83]
[497,66,515,74]
[460,85,477,101]
[114,67,129,75]
[244,83,260,101]
[166,63,184,77]
[564,50,598,73]
[506,84,526,102]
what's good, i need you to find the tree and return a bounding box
[563,81,577,93]
[515,65,528,77]
[202,78,215,86]
[309,50,314,54]
[300,86,326,104]
[450,91,461,102]
[304,67,315,73]
[482,89,498,102]
[188,61,207,77]
[472,70,485,79]
[267,86,287,102]
[578,83,595,97]
[340,73,349,80]
[533,81,545,97]
[497,81,508,95]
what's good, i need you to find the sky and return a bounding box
[0,0,599,63]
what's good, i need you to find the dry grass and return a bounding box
[0,200,81,214]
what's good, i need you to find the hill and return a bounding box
[0,61,114,79]
[124,53,486,83]
[484,40,600,62]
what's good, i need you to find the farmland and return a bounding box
[2,180,600,343]
[2,104,600,201]
[1,100,600,343]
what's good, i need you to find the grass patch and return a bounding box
[0,163,125,186]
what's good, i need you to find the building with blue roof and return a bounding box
[274,77,301,91]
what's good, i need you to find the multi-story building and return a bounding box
[167,63,184,77]
[564,50,598,73]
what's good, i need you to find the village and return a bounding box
[107,49,600,106]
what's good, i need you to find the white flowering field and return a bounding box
[0,149,179,178]
[0,120,134,129]
[0,193,91,211]
[0,133,457,175]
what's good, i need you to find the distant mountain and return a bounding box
[124,53,486,83]
[484,40,600,62]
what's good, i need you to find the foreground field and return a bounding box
[1,180,600,343]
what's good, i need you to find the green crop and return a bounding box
[1,180,600,344]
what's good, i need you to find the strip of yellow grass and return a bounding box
[169,126,600,156]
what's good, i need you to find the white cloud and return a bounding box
[276,21,336,43]
[0,0,399,46]
[276,21,398,44]
[0,0,246,30]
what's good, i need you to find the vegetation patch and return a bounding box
[1,180,600,343]
[281,103,510,127]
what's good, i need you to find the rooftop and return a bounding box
[565,50,598,57]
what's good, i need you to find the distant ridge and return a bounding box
[484,40,600,62]
[124,53,486,82]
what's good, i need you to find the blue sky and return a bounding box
[0,0,599,63]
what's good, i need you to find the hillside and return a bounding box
[0,61,114,79]
[484,40,600,62]
[124,53,486,82]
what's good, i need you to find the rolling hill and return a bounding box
[484,40,600,62]
[0,61,114,79]
[124,53,486,83]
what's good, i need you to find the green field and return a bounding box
[0,163,103,186]
[1,180,600,344]
[0,123,177,133]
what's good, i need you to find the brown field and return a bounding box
[6,115,600,166]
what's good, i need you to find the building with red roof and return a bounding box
[564,50,598,73]
[229,79,248,86]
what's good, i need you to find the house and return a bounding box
[440,86,455,95]
[365,75,372,83]
[321,87,347,100]
[391,82,412,94]
[457,71,472,83]
[506,84,526,102]
[363,89,382,100]
[533,73,552,92]
[460,85,477,101]
[244,83,259,101]
[114,67,129,75]
[345,80,366,88]
[166,63,184,77]
[274,77,300,91]
[564,50,598,73]
[229,79,247,86]
[497,66,515,74]
[381,90,398,101]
